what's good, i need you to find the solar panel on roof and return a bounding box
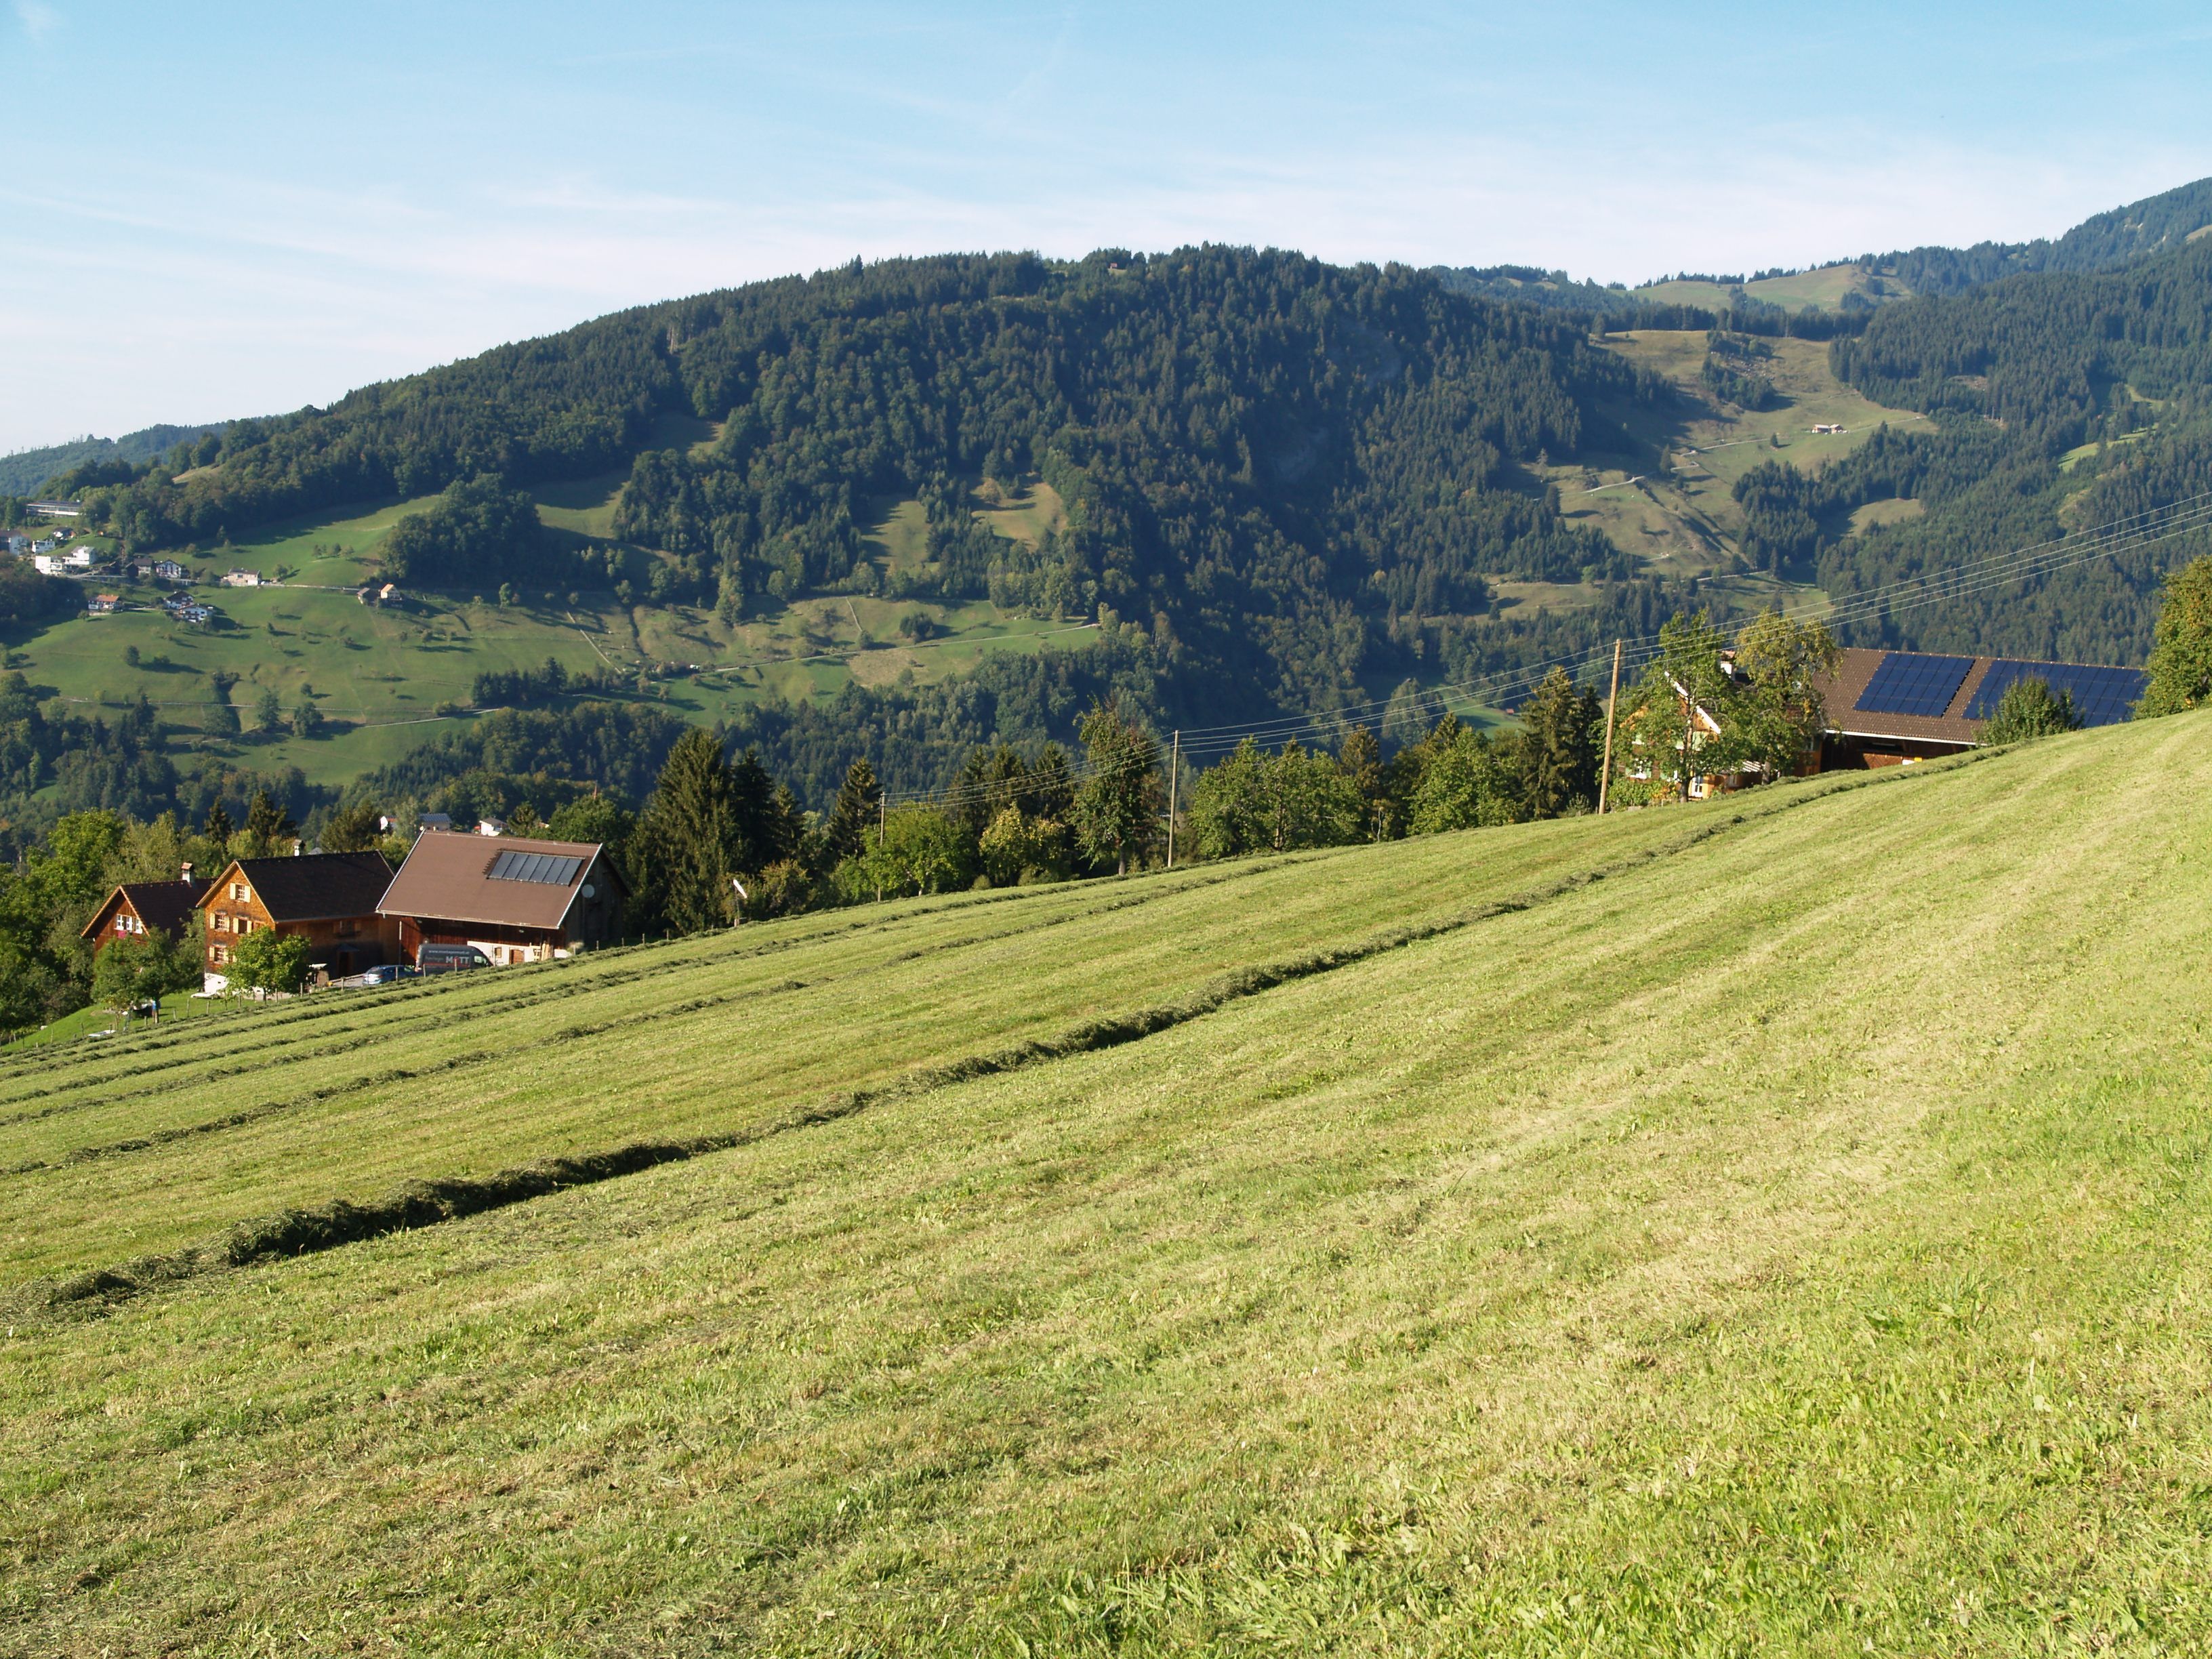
[487,850,583,886]
[1965,660,2148,727]
[1853,652,1975,718]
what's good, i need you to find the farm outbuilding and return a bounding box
[377,832,627,967]
[194,851,400,992]
[81,876,210,955]
[1810,647,2148,768]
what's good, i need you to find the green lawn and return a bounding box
[5,711,2212,1652]
[0,989,222,1053]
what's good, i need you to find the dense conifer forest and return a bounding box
[66,249,1646,721]
[1734,235,2212,663]
[1860,175,2212,298]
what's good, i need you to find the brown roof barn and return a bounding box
[377,833,626,967]
[1811,647,2148,768]
[194,851,400,991]
[81,878,209,954]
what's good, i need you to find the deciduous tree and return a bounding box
[1981,676,2083,743]
[2138,553,2212,716]
[226,926,310,996]
[1071,699,1161,875]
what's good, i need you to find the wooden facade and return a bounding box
[79,880,207,956]
[194,853,398,991]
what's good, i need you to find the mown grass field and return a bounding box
[5,711,2212,1654]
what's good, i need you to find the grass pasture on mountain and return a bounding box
[1635,263,1888,314]
[1513,329,1922,630]
[5,708,2212,1654]
[1,476,1112,794]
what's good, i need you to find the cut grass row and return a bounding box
[0,799,1725,1291]
[2,714,2207,1652]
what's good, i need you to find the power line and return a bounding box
[881,489,2212,806]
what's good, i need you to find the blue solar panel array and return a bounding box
[1965,660,2148,727]
[1854,653,1975,718]
[487,850,584,886]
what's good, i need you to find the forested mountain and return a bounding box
[1833,237,2212,434]
[0,422,224,497]
[1863,176,2212,299]
[18,186,2212,848]
[74,249,1663,721]
[1728,234,2212,663]
[1429,265,1641,316]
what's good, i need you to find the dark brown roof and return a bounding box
[199,852,396,922]
[376,833,622,931]
[1816,647,1988,747]
[81,879,208,941]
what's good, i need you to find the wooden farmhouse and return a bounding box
[79,876,209,956]
[195,851,400,991]
[1615,673,1738,800]
[376,832,627,967]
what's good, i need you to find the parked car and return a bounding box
[417,943,491,975]
[350,963,418,985]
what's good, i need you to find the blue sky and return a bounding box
[5,1,2211,453]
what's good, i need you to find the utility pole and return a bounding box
[1166,729,1180,867]
[1597,638,1622,814]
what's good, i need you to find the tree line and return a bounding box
[19,563,2212,1040]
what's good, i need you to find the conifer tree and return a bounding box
[1071,699,1161,875]
[822,758,883,865]
[1336,726,1395,839]
[1515,667,1601,817]
[241,790,292,857]
[632,727,744,935]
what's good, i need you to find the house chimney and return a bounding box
[291,838,304,857]
[180,861,193,884]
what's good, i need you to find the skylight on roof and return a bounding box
[487,850,583,886]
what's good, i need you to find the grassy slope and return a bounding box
[1636,263,1889,313]
[6,712,2212,1653]
[1519,331,1928,630]
[0,477,1097,794]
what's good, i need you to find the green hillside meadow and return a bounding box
[5,711,2212,1653]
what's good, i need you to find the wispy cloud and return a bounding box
[14,1,58,41]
